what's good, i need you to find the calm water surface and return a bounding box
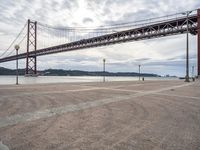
[0,76,178,85]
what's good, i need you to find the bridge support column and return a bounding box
[198,9,200,77]
[25,19,37,76]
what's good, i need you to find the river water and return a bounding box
[0,76,178,85]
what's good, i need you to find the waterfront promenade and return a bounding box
[0,80,200,149]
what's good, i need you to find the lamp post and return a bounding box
[192,65,194,78]
[138,65,141,81]
[103,58,106,82]
[15,45,20,85]
[182,11,192,82]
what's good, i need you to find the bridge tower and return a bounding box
[198,9,200,77]
[25,19,37,76]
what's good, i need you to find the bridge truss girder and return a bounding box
[27,15,198,56]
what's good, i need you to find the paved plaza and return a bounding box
[0,80,200,150]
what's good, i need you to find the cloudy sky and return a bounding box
[0,0,200,76]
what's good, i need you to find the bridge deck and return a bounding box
[0,80,200,150]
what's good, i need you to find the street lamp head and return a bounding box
[15,45,20,51]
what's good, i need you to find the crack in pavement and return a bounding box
[0,84,144,98]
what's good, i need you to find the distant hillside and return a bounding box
[0,67,25,75]
[0,67,160,77]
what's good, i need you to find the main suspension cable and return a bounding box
[0,22,27,58]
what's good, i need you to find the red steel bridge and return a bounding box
[0,9,200,76]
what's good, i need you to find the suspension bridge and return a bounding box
[0,9,200,76]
